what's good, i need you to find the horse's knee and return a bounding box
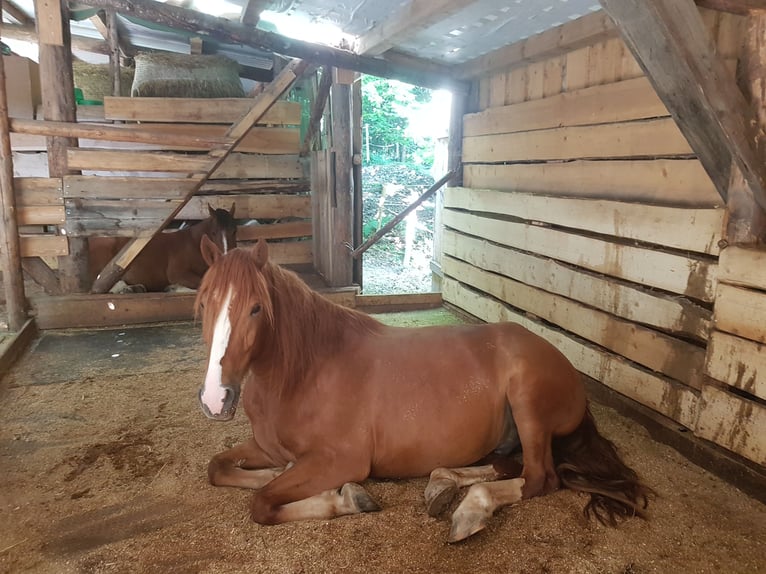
[207,453,232,486]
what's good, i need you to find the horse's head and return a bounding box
[203,203,238,257]
[195,236,274,421]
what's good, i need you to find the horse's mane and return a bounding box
[198,248,382,391]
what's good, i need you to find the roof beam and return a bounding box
[454,10,617,80]
[3,0,32,25]
[695,0,766,15]
[74,0,465,92]
[355,0,467,56]
[88,10,135,56]
[600,0,766,211]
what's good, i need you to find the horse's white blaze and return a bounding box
[222,232,229,254]
[201,287,233,415]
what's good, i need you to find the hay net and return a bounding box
[131,53,245,98]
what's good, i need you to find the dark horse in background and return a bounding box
[194,237,653,542]
[89,204,237,293]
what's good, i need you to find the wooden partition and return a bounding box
[441,9,764,466]
[11,95,312,273]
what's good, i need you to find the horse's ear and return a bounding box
[208,203,215,217]
[251,238,269,269]
[229,202,236,218]
[200,234,223,266]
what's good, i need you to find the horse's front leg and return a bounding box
[208,437,284,490]
[166,267,203,290]
[248,454,380,525]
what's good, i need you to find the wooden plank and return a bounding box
[34,0,64,45]
[444,187,724,255]
[238,220,312,241]
[463,117,692,163]
[17,205,65,225]
[444,255,705,389]
[455,11,618,80]
[0,320,37,379]
[355,293,443,314]
[695,384,766,465]
[20,235,68,257]
[63,198,183,236]
[104,97,302,125]
[506,68,527,105]
[63,176,192,199]
[264,240,312,265]
[542,57,564,98]
[443,278,700,429]
[68,149,212,173]
[180,194,311,220]
[706,330,766,400]
[463,159,722,207]
[443,209,718,302]
[713,283,766,343]
[564,46,589,91]
[463,76,667,138]
[524,61,545,101]
[211,153,303,180]
[13,177,63,205]
[488,72,506,109]
[442,229,712,340]
[718,245,766,289]
[601,0,766,209]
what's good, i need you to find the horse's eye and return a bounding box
[251,304,262,316]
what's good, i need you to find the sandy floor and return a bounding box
[0,317,764,574]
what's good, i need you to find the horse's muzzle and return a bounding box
[198,385,240,421]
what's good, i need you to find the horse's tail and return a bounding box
[552,405,654,526]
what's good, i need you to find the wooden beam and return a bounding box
[0,38,27,331]
[355,0,466,56]
[75,0,465,92]
[3,0,31,25]
[90,59,308,293]
[454,11,618,80]
[600,0,766,212]
[33,0,64,45]
[107,9,121,96]
[21,257,62,295]
[301,65,332,156]
[696,0,766,15]
[1,22,112,54]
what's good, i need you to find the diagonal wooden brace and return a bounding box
[90,58,308,294]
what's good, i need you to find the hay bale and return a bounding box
[73,61,134,100]
[131,53,245,98]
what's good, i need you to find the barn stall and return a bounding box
[1,0,765,572]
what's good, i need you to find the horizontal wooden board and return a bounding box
[463,118,692,163]
[103,98,302,125]
[180,195,311,220]
[463,160,722,207]
[718,246,766,290]
[261,240,312,265]
[13,177,63,206]
[211,154,304,180]
[17,205,65,225]
[443,209,717,302]
[463,76,668,137]
[443,278,699,429]
[68,149,213,173]
[20,235,68,257]
[444,256,705,389]
[713,283,766,344]
[442,230,711,340]
[695,384,766,465]
[355,293,443,314]
[63,176,194,199]
[706,331,766,401]
[445,187,723,255]
[238,220,312,241]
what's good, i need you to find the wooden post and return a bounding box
[351,74,363,287]
[0,34,27,331]
[107,9,121,97]
[35,0,90,293]
[726,11,766,245]
[328,71,353,287]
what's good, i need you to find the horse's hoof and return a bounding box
[341,482,380,514]
[424,477,458,517]
[448,509,488,543]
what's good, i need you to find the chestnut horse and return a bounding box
[89,204,237,292]
[194,237,653,542]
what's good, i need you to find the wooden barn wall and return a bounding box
[11,96,312,270]
[443,8,765,467]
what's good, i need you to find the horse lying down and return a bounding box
[88,204,237,293]
[194,237,654,542]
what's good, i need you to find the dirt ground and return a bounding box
[1,315,765,574]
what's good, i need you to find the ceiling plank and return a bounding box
[356,0,467,56]
[695,0,766,15]
[454,10,617,80]
[3,0,32,25]
[74,0,465,92]
[600,0,766,210]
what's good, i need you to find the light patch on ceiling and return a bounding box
[192,0,242,18]
[259,9,355,47]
